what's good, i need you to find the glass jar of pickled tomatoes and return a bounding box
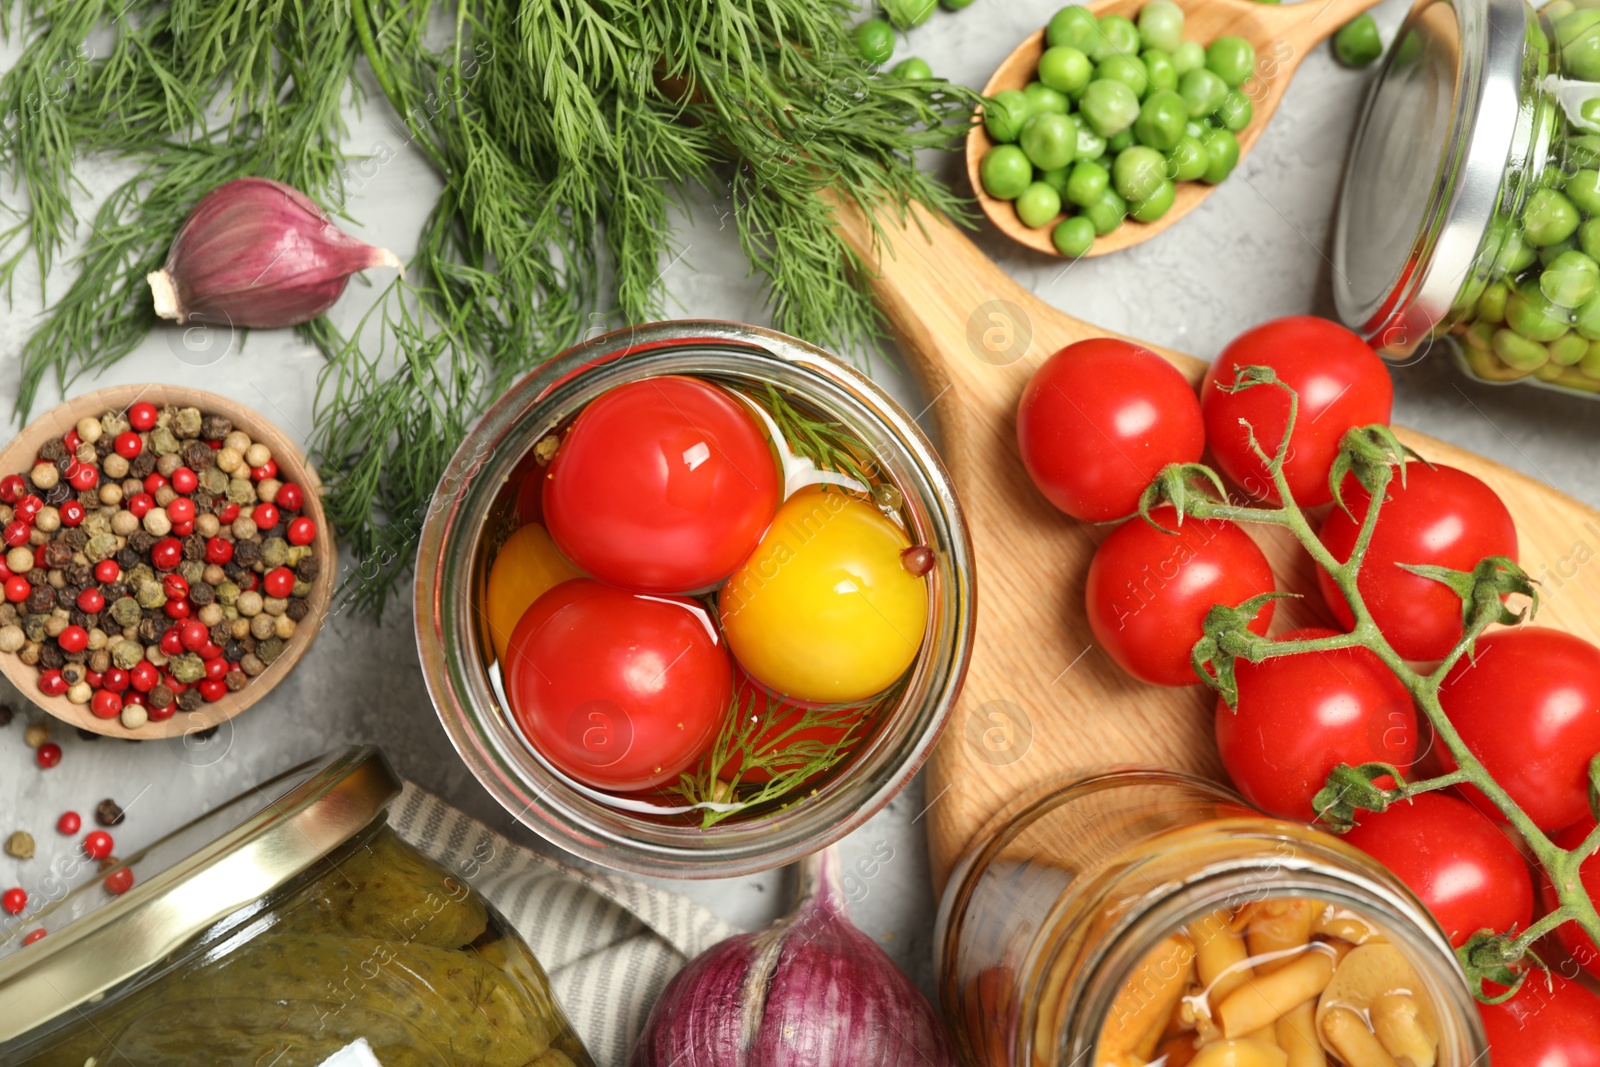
[1334,0,1600,396]
[415,320,974,878]
[936,771,1487,1067]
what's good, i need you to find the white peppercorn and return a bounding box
[250,613,275,640]
[35,506,60,533]
[198,603,224,627]
[153,485,177,508]
[66,681,92,705]
[111,510,139,536]
[30,463,59,490]
[102,452,129,479]
[231,517,258,541]
[244,442,271,468]
[274,614,297,640]
[0,625,23,652]
[5,547,32,575]
[143,508,172,536]
[196,513,220,538]
[223,431,250,454]
[257,478,282,503]
[236,590,263,617]
[120,703,148,729]
[76,416,103,444]
[98,483,124,507]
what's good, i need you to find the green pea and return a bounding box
[1506,285,1573,341]
[1542,250,1600,307]
[891,57,933,81]
[1200,127,1240,184]
[1551,330,1591,365]
[1540,237,1579,266]
[1206,36,1256,88]
[1524,187,1581,246]
[1134,89,1189,151]
[1179,67,1229,118]
[1137,0,1185,53]
[1581,217,1600,261]
[1477,281,1509,324]
[1568,169,1600,215]
[1108,129,1136,153]
[1053,214,1097,257]
[1096,54,1150,98]
[1020,112,1078,170]
[1039,165,1072,194]
[1048,6,1100,51]
[1168,134,1209,181]
[1582,339,1600,378]
[1493,328,1551,370]
[1576,292,1600,338]
[1076,121,1108,160]
[1113,145,1168,201]
[1066,159,1111,207]
[1333,15,1383,67]
[1130,178,1176,221]
[1171,40,1207,75]
[853,19,896,65]
[1214,89,1253,132]
[1080,78,1142,136]
[1558,10,1600,80]
[1016,181,1064,228]
[984,89,1032,143]
[1142,49,1178,93]
[981,144,1034,199]
[1093,14,1141,61]
[1024,81,1070,116]
[1040,46,1094,95]
[1082,188,1129,234]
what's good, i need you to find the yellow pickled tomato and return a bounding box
[485,523,581,662]
[719,490,929,704]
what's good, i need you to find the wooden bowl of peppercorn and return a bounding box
[0,385,337,739]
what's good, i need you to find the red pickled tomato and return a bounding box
[150,537,182,571]
[82,831,113,859]
[263,567,295,598]
[129,661,159,693]
[0,474,22,503]
[37,671,66,697]
[57,626,88,653]
[2,887,25,915]
[68,463,97,491]
[114,431,143,458]
[128,402,157,431]
[104,867,134,895]
[287,516,316,546]
[252,503,279,529]
[205,537,233,565]
[5,576,30,603]
[4,521,31,548]
[59,500,84,527]
[95,560,120,583]
[76,588,105,614]
[35,742,62,768]
[167,497,196,525]
[505,579,733,791]
[102,668,129,693]
[180,620,209,652]
[542,377,781,594]
[170,466,197,494]
[91,689,123,720]
[127,493,154,518]
[275,483,304,511]
[56,811,80,835]
[718,672,867,784]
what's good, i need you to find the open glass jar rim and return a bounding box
[414,320,975,878]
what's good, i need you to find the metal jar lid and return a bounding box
[1333,0,1531,353]
[0,746,402,1047]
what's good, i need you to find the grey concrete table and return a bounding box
[1,0,1593,1004]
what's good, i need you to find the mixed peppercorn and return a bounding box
[0,401,319,730]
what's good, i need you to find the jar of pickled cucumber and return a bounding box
[0,747,594,1067]
[935,770,1487,1067]
[1333,0,1600,396]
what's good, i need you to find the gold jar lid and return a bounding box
[0,746,402,1047]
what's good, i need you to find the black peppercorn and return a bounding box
[94,435,114,458]
[233,540,261,567]
[128,531,156,555]
[224,562,250,585]
[264,524,286,541]
[38,439,66,463]
[116,547,141,569]
[26,568,46,587]
[200,415,232,440]
[62,528,87,550]
[25,586,54,615]
[193,491,215,514]
[53,454,73,475]
[137,616,163,643]
[43,482,71,506]
[38,644,64,670]
[209,623,230,648]
[224,640,245,662]
[68,609,91,630]
[63,562,90,587]
[176,688,202,712]
[95,799,125,827]
[189,582,214,606]
[224,670,247,692]
[102,581,128,602]
[44,541,74,568]
[62,647,87,665]
[149,685,175,709]
[295,557,320,582]
[286,598,309,621]
[183,535,206,561]
[183,441,214,471]
[129,452,156,479]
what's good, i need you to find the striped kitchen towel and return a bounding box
[387,783,735,1067]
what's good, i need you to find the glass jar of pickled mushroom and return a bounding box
[936,770,1487,1067]
[1333,0,1600,396]
[0,747,594,1067]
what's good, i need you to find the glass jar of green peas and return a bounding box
[1334,0,1600,395]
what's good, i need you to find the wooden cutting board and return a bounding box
[830,200,1600,893]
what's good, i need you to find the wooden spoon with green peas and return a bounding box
[969,0,1386,258]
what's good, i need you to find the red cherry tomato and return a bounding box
[82,831,114,859]
[35,742,62,768]
[1317,464,1517,661]
[1438,627,1600,831]
[1480,973,1600,1067]
[91,689,123,720]
[263,567,295,599]
[2,887,25,915]
[1085,508,1277,686]
[128,402,157,431]
[127,493,154,518]
[59,500,84,527]
[167,497,195,525]
[543,377,780,594]
[1342,792,1532,947]
[1201,316,1392,506]
[150,537,182,571]
[252,503,279,529]
[287,516,316,546]
[505,578,733,791]
[170,466,197,494]
[1216,627,1416,821]
[4,576,29,603]
[717,672,867,785]
[275,482,304,511]
[1539,819,1600,979]
[56,811,80,835]
[1015,339,1204,522]
[103,867,135,895]
[114,431,143,458]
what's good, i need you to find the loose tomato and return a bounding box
[505,578,731,792]
[1438,627,1600,832]
[1539,818,1600,979]
[1085,508,1276,687]
[721,491,928,704]
[543,376,780,594]
[1342,792,1532,947]
[1202,316,1392,506]
[485,523,581,664]
[1480,973,1600,1067]
[1216,627,1416,822]
[1317,463,1517,661]
[716,672,868,785]
[1016,338,1204,522]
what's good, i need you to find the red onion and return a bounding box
[629,846,956,1066]
[146,177,401,328]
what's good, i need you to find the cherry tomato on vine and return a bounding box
[1317,463,1517,661]
[1201,316,1392,506]
[1480,973,1600,1067]
[1437,627,1600,832]
[1342,792,1532,947]
[485,523,581,665]
[716,672,868,785]
[1085,507,1276,687]
[505,578,732,792]
[1016,339,1204,522]
[1539,818,1600,980]
[1216,627,1416,822]
[542,376,780,594]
